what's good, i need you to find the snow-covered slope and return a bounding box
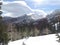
[8,34,60,45]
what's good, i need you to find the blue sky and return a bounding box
[3,0,60,13]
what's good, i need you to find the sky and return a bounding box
[2,0,60,17]
[3,0,60,13]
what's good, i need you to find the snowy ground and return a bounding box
[8,34,60,45]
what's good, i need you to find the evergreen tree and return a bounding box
[0,16,9,45]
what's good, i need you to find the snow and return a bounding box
[8,34,60,45]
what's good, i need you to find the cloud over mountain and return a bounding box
[2,1,47,20]
[2,1,33,17]
[27,10,47,20]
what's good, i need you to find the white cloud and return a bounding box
[14,0,24,1]
[29,0,60,6]
[27,9,47,20]
[3,0,24,1]
[33,9,47,16]
[2,13,13,17]
[33,9,47,19]
[2,1,33,17]
[42,0,60,5]
[2,0,47,19]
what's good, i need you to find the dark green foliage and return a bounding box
[13,18,51,40]
[0,16,9,44]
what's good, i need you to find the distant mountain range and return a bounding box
[2,10,46,24]
[2,14,34,25]
[2,9,60,25]
[47,9,60,23]
[2,2,60,24]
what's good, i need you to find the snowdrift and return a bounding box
[8,34,60,45]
